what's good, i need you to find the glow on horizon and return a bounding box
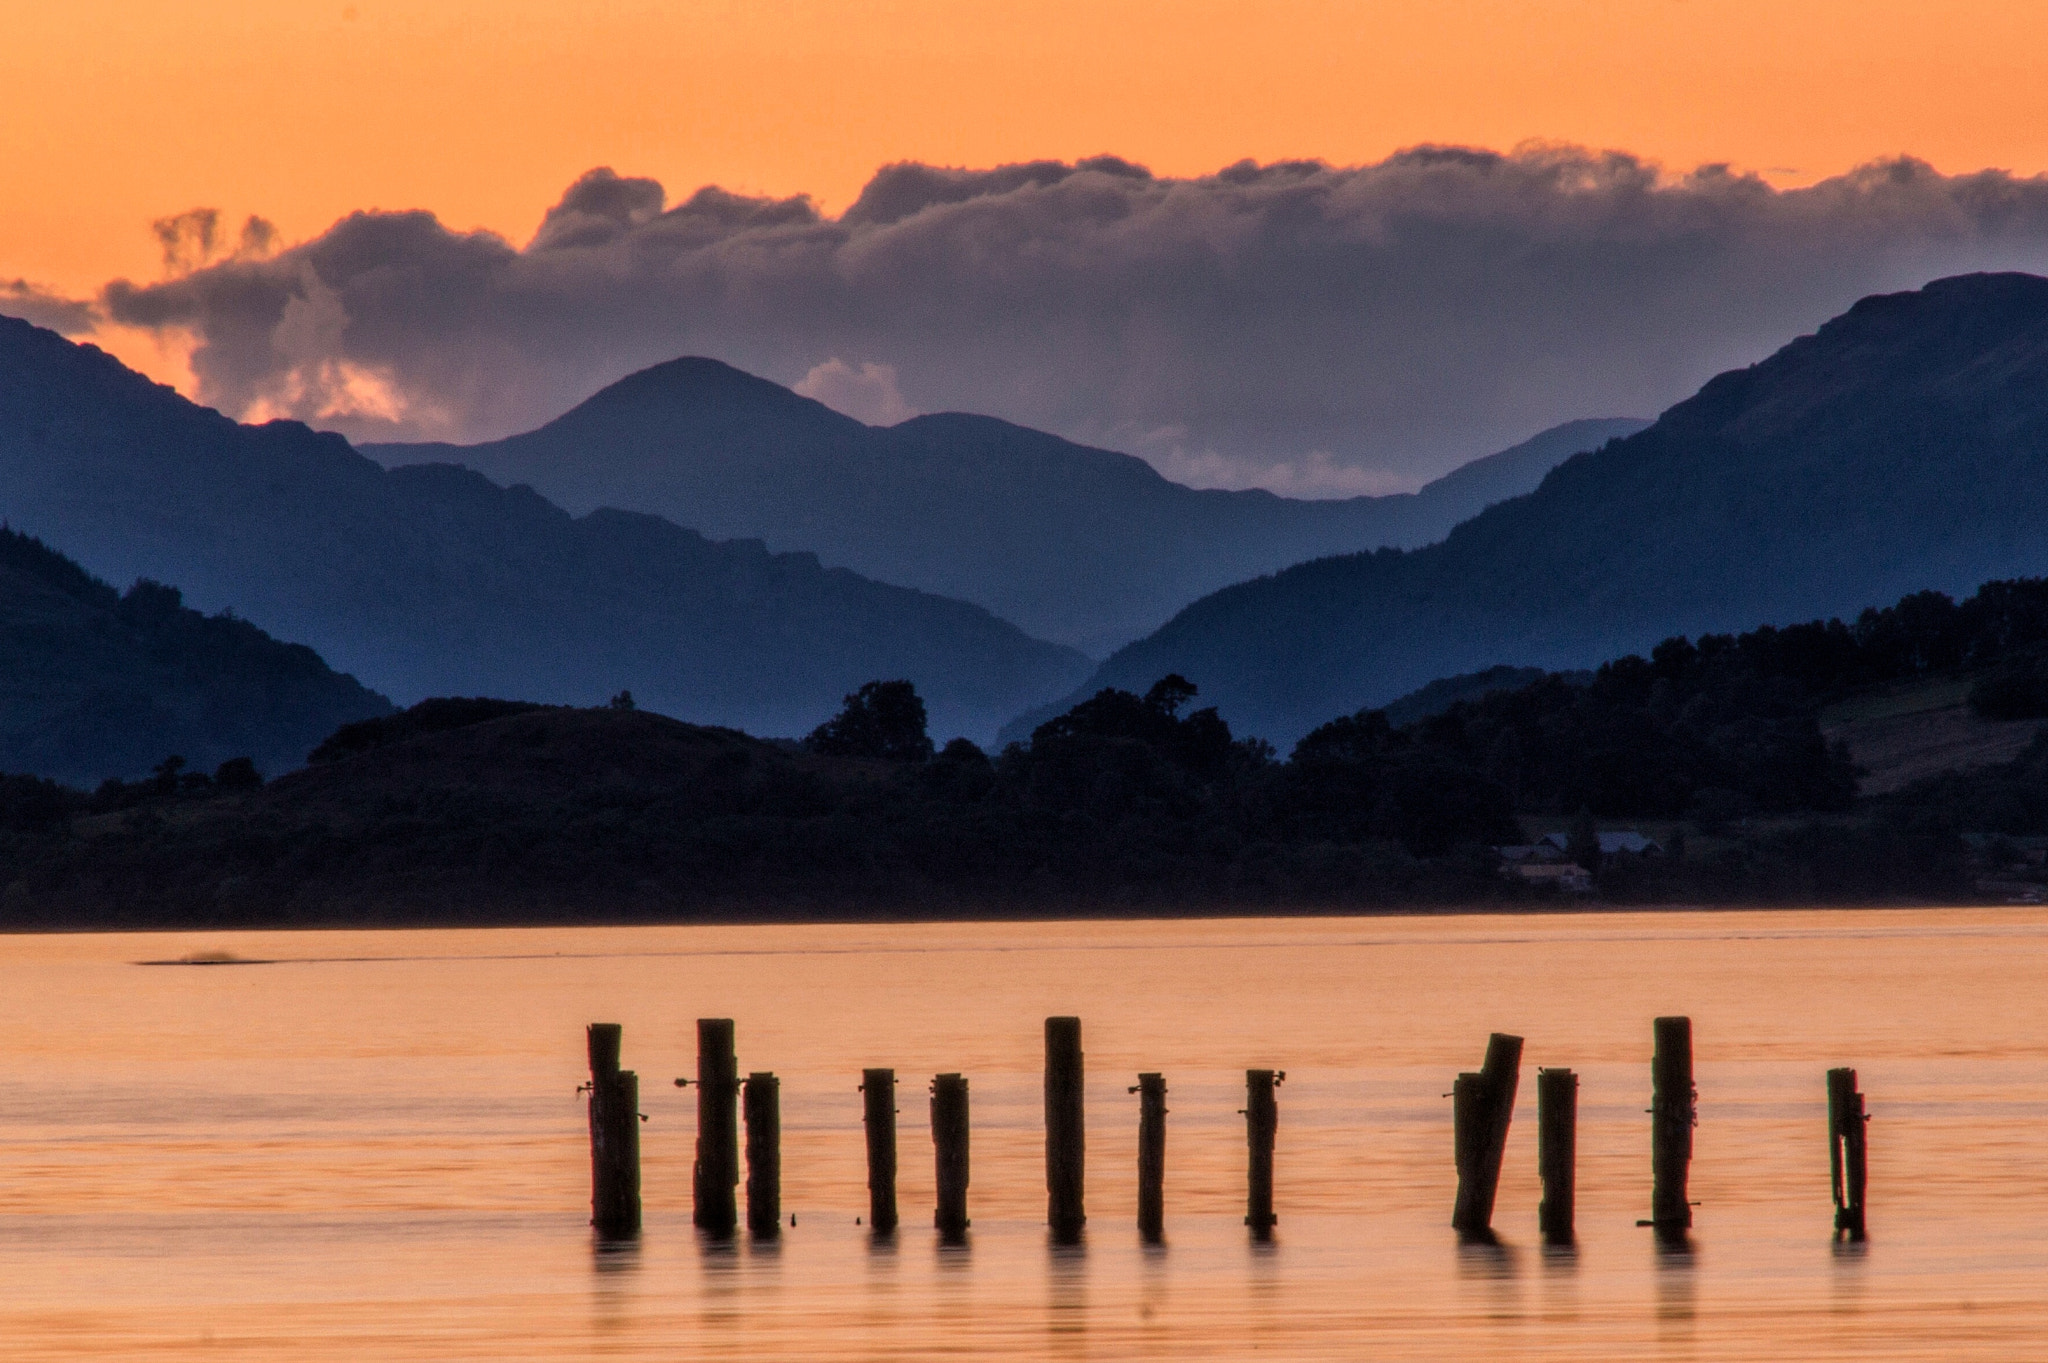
[6,0,2048,303]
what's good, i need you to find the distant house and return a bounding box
[1509,862,1595,894]
[1540,831,1662,857]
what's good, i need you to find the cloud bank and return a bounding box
[85,147,2048,488]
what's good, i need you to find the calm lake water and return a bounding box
[2,909,2046,1359]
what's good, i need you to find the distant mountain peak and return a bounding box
[1049,271,2048,744]
[549,354,860,431]
[364,353,1640,652]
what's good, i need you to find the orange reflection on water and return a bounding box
[0,908,2045,1357]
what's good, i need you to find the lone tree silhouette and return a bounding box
[805,680,934,762]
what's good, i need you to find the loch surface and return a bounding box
[1,909,2045,1359]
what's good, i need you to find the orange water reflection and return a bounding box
[1,909,2044,1358]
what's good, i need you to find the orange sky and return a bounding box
[5,0,2048,297]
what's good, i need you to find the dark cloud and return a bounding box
[1,280,97,335]
[100,146,2048,483]
[151,209,280,276]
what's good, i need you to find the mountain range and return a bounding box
[1050,273,2048,745]
[367,369,1644,654]
[0,528,389,783]
[0,316,1087,743]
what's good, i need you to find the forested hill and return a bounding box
[0,528,390,784]
[367,360,1643,653]
[0,316,1089,742]
[1059,273,2048,744]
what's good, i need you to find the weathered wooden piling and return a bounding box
[931,1073,971,1240]
[1537,1067,1577,1245]
[1450,1032,1523,1238]
[1134,1073,1166,1241]
[693,1018,740,1236]
[744,1072,781,1239]
[586,1023,641,1237]
[1244,1069,1279,1239]
[1827,1067,1868,1242]
[862,1068,898,1235]
[1045,1016,1086,1242]
[1649,1015,1695,1242]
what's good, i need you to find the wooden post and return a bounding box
[1649,1016,1694,1243]
[744,1072,780,1239]
[1045,1016,1086,1242]
[586,1023,641,1238]
[1244,1069,1279,1239]
[931,1073,971,1240]
[1537,1067,1577,1245]
[862,1068,898,1235]
[693,1018,739,1236]
[1134,1073,1166,1242]
[1827,1067,1868,1242]
[1451,1032,1523,1237]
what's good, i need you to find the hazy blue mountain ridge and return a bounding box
[1047,273,2048,745]
[0,527,391,784]
[367,365,1644,653]
[0,317,1089,742]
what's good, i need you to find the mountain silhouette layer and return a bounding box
[1047,273,2048,746]
[367,367,1643,654]
[0,528,390,784]
[0,317,1089,742]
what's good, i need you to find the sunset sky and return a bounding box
[9,0,2048,488]
[11,0,2048,292]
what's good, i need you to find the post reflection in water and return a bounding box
[589,1232,642,1340]
[1656,1237,1699,1345]
[1047,1239,1087,1348]
[2,908,2047,1359]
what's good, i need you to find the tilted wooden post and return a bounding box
[744,1072,781,1239]
[862,1067,898,1235]
[1244,1069,1280,1239]
[1134,1072,1166,1242]
[693,1018,740,1236]
[1045,1016,1086,1243]
[1827,1067,1868,1242]
[1450,1032,1523,1238]
[1648,1016,1695,1243]
[931,1073,971,1241]
[586,1023,641,1238]
[1537,1067,1577,1245]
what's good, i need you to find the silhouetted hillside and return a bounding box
[0,528,390,784]
[0,317,1089,741]
[1061,274,2048,743]
[368,363,1642,652]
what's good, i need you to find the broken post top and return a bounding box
[1480,1033,1524,1081]
[587,1023,622,1078]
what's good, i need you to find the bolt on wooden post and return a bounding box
[1244,1069,1280,1240]
[692,1018,740,1236]
[931,1073,971,1242]
[744,1072,780,1239]
[585,1023,641,1238]
[1537,1067,1578,1246]
[1450,1033,1523,1239]
[862,1068,898,1235]
[1827,1067,1868,1242]
[1045,1016,1086,1243]
[1133,1073,1166,1242]
[1648,1016,1695,1244]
